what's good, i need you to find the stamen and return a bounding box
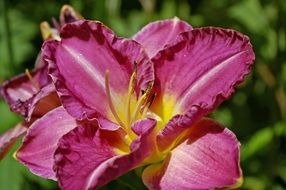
[105,70,127,129]
[141,106,149,119]
[126,72,136,126]
[130,92,148,124]
[25,69,40,90]
[141,93,156,119]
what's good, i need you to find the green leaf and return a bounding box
[211,108,233,127]
[0,100,21,133]
[241,127,273,161]
[0,140,58,190]
[0,148,25,190]
[228,0,269,33]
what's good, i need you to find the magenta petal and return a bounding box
[82,119,157,190]
[157,105,206,150]
[43,20,154,120]
[16,106,77,179]
[1,72,36,105]
[143,119,242,189]
[1,73,37,115]
[0,64,50,116]
[131,118,157,136]
[0,122,27,160]
[95,117,121,131]
[153,28,255,114]
[54,123,116,190]
[54,119,157,190]
[133,18,192,58]
[26,84,61,121]
[35,53,46,68]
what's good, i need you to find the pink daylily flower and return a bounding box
[0,5,82,160]
[17,18,254,190]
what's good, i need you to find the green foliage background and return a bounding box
[0,0,285,189]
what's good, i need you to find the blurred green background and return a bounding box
[0,0,286,189]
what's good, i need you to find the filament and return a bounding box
[130,92,148,124]
[126,72,136,126]
[105,70,127,129]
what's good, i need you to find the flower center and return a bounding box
[104,70,154,139]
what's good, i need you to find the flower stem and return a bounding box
[1,0,14,77]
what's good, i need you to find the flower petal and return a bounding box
[131,118,157,136]
[152,27,255,116]
[43,20,154,121]
[83,119,157,190]
[0,64,50,116]
[54,123,117,190]
[156,105,206,150]
[133,17,192,58]
[143,119,242,190]
[16,106,77,179]
[26,84,61,121]
[54,119,157,190]
[0,122,27,160]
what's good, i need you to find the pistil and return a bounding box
[105,70,127,129]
